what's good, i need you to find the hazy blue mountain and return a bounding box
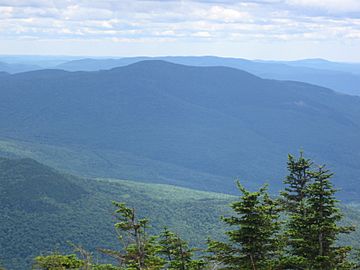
[277,58,360,74]
[56,57,152,71]
[1,60,360,201]
[56,56,360,96]
[0,61,42,74]
[0,55,82,69]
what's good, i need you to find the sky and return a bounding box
[0,0,360,61]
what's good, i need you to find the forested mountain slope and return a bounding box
[0,157,233,270]
[1,157,360,269]
[1,61,360,200]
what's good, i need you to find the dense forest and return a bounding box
[2,61,360,201]
[2,154,359,270]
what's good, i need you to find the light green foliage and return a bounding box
[208,182,281,270]
[33,254,84,270]
[92,265,122,270]
[33,252,123,270]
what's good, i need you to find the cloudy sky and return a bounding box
[0,0,360,61]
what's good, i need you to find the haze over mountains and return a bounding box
[0,56,359,96]
[1,60,360,201]
[57,57,360,96]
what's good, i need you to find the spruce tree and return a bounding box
[158,228,205,270]
[100,202,164,270]
[281,153,354,269]
[281,153,313,212]
[280,153,315,267]
[305,166,354,269]
[208,182,281,270]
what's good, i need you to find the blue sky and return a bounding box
[0,0,360,61]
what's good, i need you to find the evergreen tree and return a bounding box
[281,153,313,212]
[100,202,164,270]
[280,153,315,268]
[281,153,354,269]
[208,182,281,270]
[158,228,205,270]
[305,166,354,269]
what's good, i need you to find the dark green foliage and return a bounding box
[281,154,315,266]
[281,153,313,212]
[305,166,354,269]
[158,228,205,270]
[281,154,354,269]
[208,182,281,270]
[100,202,164,270]
[0,157,86,212]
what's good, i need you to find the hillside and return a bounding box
[1,61,360,201]
[1,158,360,269]
[0,158,233,270]
[57,56,360,96]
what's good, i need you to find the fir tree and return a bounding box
[281,153,313,212]
[280,153,315,268]
[100,202,164,270]
[158,227,205,270]
[281,153,354,269]
[208,182,281,270]
[305,166,354,269]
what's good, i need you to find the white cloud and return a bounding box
[286,0,360,13]
[192,31,212,37]
[205,6,251,22]
[0,0,359,57]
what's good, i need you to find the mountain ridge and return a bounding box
[1,60,360,201]
[55,56,360,96]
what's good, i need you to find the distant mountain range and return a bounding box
[0,56,359,96]
[0,61,41,74]
[1,60,360,201]
[55,56,360,96]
